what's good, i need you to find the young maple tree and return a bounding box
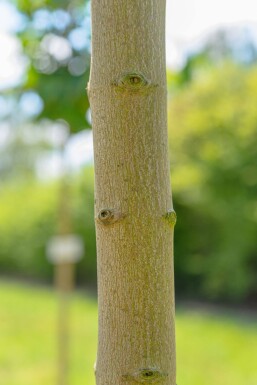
[88,1,176,384]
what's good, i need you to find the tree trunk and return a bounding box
[88,1,176,384]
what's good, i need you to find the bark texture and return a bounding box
[88,1,176,384]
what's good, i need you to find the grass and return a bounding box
[0,279,256,385]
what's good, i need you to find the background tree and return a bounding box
[169,62,257,301]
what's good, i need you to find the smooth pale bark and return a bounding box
[88,1,176,384]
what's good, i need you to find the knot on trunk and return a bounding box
[163,209,177,227]
[122,367,168,383]
[113,72,157,93]
[97,208,125,225]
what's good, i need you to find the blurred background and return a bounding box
[0,0,257,384]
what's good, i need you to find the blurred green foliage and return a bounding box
[0,125,52,182]
[0,168,96,285]
[0,181,56,278]
[169,62,257,301]
[8,0,91,132]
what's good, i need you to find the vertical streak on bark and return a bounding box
[88,1,176,385]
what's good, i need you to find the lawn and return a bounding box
[0,280,256,385]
